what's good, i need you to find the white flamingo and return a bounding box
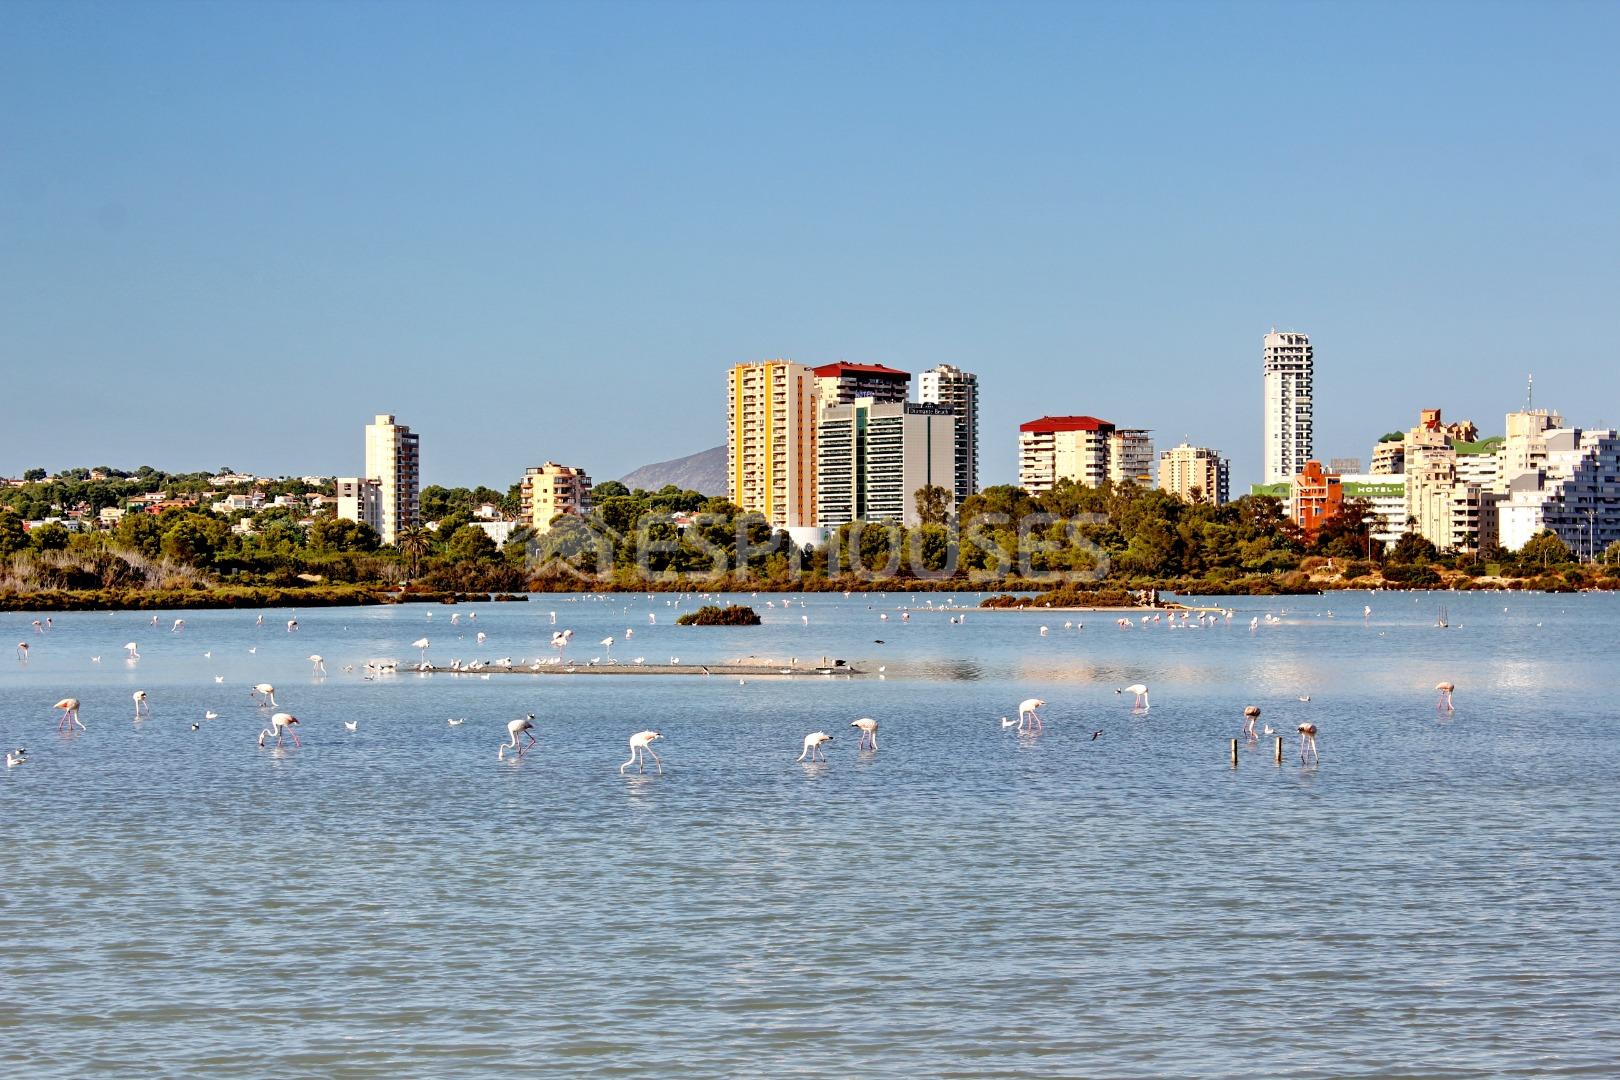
[620,730,664,774]
[132,690,149,719]
[1017,697,1046,732]
[258,712,300,748]
[797,731,833,762]
[309,654,326,675]
[124,641,140,660]
[251,683,277,707]
[412,638,431,662]
[171,619,185,632]
[498,714,537,760]
[16,642,29,661]
[1118,683,1150,710]
[850,717,879,750]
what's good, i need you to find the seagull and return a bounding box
[1000,716,1017,728]
[447,718,465,727]
[6,749,26,767]
[214,675,225,684]
[343,720,358,733]
[205,711,219,721]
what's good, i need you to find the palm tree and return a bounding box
[396,525,430,579]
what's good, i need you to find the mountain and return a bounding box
[618,445,728,496]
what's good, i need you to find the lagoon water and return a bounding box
[2,591,1618,1077]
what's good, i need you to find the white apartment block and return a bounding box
[916,364,979,503]
[1018,416,1115,493]
[817,400,956,528]
[1107,429,1155,488]
[335,477,382,536]
[1158,443,1230,505]
[1497,427,1620,556]
[726,361,819,528]
[1263,330,1314,484]
[363,414,420,545]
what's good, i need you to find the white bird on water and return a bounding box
[205,711,219,721]
[6,748,26,768]
[133,690,150,719]
[476,632,487,645]
[343,720,358,733]
[447,717,465,727]
[258,712,300,748]
[1000,716,1017,728]
[309,654,326,675]
[1017,698,1046,732]
[797,731,833,762]
[251,683,277,707]
[1118,684,1150,710]
[620,730,664,774]
[498,714,537,760]
[171,619,185,632]
[124,642,140,660]
[850,717,879,750]
[412,638,431,662]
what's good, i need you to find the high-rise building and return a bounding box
[519,463,593,534]
[335,477,381,535]
[726,361,820,529]
[817,399,956,527]
[1158,443,1230,505]
[813,362,910,407]
[1107,429,1156,488]
[916,364,979,503]
[1370,438,1406,475]
[363,414,420,545]
[1018,416,1115,493]
[1263,330,1314,484]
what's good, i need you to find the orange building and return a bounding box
[1289,460,1343,537]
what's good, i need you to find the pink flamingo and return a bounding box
[258,712,300,748]
[797,731,833,762]
[1297,723,1319,764]
[1242,706,1260,740]
[1435,681,1455,711]
[620,730,663,774]
[53,697,84,731]
[850,717,879,750]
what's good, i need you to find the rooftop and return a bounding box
[1019,415,1114,433]
[811,362,910,379]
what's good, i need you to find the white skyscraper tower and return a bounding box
[1262,330,1314,484]
[364,413,421,545]
[916,364,979,503]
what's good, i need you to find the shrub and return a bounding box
[677,604,762,626]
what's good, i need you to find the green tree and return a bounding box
[592,480,630,501]
[115,513,164,558]
[1518,530,1572,568]
[1604,539,1620,566]
[0,511,27,556]
[29,522,72,551]
[1390,532,1438,564]
[446,524,498,561]
[309,517,380,553]
[396,525,431,577]
[22,468,46,482]
[914,485,951,526]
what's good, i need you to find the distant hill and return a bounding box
[618,445,727,496]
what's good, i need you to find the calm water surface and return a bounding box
[2,591,1617,1077]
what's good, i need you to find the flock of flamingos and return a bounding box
[6,600,1462,774]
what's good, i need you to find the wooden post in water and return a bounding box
[1230,738,1238,767]
[1274,736,1283,765]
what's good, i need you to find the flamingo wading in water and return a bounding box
[798,731,833,762]
[1118,684,1150,710]
[1297,723,1319,764]
[53,697,84,731]
[1017,698,1046,732]
[133,690,149,719]
[258,712,301,748]
[620,730,663,774]
[498,715,537,760]
[1242,706,1260,740]
[251,683,277,707]
[850,717,879,750]
[1435,681,1455,711]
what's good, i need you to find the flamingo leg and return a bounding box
[647,748,662,774]
[290,730,300,747]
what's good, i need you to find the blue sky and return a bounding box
[3,0,1616,490]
